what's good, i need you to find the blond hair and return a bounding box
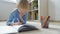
[17,0,29,10]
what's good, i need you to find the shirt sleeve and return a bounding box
[6,13,14,26]
[22,13,28,24]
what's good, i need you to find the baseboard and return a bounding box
[49,20,60,22]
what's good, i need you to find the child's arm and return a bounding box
[22,13,28,24]
[7,13,14,26]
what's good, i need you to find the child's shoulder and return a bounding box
[11,8,18,14]
[12,8,18,13]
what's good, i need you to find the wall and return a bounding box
[48,0,60,21]
[40,0,48,17]
[0,1,16,20]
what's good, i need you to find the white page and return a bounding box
[0,25,23,34]
[12,25,23,31]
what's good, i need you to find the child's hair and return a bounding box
[17,0,29,10]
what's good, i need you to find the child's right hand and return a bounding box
[11,22,22,26]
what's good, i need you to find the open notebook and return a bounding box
[0,24,38,34]
[0,25,23,34]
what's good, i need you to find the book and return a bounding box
[0,25,23,34]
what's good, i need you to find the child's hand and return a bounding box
[18,22,22,25]
[12,22,22,26]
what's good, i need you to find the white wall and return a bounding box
[48,0,60,21]
[0,1,16,20]
[40,0,48,17]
